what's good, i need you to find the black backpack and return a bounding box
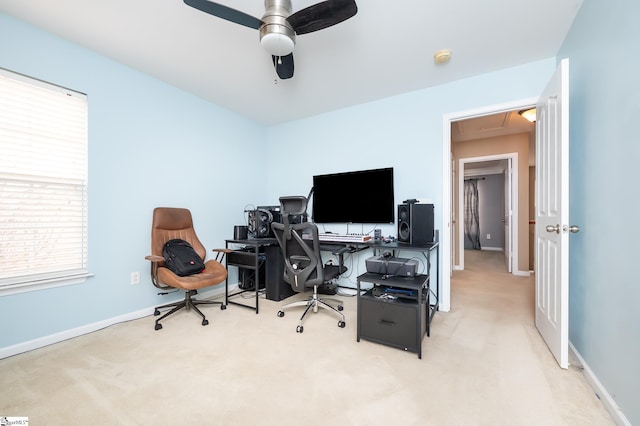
[162,239,205,276]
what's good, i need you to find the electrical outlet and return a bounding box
[486,234,491,240]
[131,271,140,285]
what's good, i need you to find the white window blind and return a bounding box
[0,68,89,295]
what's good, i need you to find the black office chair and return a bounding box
[271,196,346,333]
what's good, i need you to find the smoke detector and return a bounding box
[434,49,452,64]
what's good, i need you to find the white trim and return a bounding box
[481,246,503,252]
[442,97,538,314]
[0,284,232,359]
[441,120,452,312]
[0,273,94,297]
[569,342,632,426]
[465,166,505,176]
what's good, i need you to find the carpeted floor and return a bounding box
[0,250,614,425]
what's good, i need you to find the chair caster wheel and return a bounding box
[202,319,209,326]
[154,309,160,316]
[277,311,285,317]
[296,325,304,333]
[220,304,227,310]
[338,305,344,311]
[155,323,162,331]
[338,321,346,328]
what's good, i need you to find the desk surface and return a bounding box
[226,238,278,246]
[365,240,438,251]
[226,237,439,253]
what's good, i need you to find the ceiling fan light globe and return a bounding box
[260,31,295,56]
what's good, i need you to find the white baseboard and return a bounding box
[513,270,531,277]
[569,342,631,426]
[481,246,503,252]
[0,284,232,360]
[0,308,152,360]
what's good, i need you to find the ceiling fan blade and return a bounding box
[183,0,262,30]
[287,0,357,35]
[272,54,294,79]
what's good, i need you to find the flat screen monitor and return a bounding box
[312,167,394,224]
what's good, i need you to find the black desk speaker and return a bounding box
[397,203,434,244]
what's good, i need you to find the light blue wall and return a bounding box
[0,14,267,348]
[266,59,555,286]
[558,0,640,423]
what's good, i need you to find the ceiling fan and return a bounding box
[183,0,358,79]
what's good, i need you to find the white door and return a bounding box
[504,158,513,273]
[535,58,570,369]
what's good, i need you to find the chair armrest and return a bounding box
[212,248,233,254]
[145,255,170,290]
[331,246,350,256]
[330,246,349,276]
[212,248,233,263]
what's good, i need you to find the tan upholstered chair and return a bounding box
[145,207,229,330]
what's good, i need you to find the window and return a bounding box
[0,68,89,296]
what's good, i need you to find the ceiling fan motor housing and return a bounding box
[259,0,296,56]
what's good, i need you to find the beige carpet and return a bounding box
[0,250,613,425]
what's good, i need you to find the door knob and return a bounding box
[563,225,580,233]
[545,224,560,234]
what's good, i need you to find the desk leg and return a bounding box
[254,244,260,314]
[436,244,440,311]
[425,279,430,338]
[225,242,230,306]
[356,278,361,342]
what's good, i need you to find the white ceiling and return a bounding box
[451,111,534,143]
[0,0,583,126]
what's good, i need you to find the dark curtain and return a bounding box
[464,179,481,250]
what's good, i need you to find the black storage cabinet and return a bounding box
[356,272,431,359]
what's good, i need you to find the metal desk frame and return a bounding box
[224,238,278,314]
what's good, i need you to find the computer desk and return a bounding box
[224,237,355,313]
[224,237,440,315]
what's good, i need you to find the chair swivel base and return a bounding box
[277,292,345,333]
[153,289,226,330]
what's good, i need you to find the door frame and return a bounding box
[456,153,518,273]
[441,97,537,312]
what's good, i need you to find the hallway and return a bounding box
[447,249,611,423]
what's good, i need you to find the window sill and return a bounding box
[0,273,94,297]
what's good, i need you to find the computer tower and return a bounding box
[238,266,265,290]
[397,203,434,244]
[248,206,281,238]
[264,245,295,301]
[236,248,266,290]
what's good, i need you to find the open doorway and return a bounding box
[457,155,516,273]
[450,104,536,276]
[440,97,537,312]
